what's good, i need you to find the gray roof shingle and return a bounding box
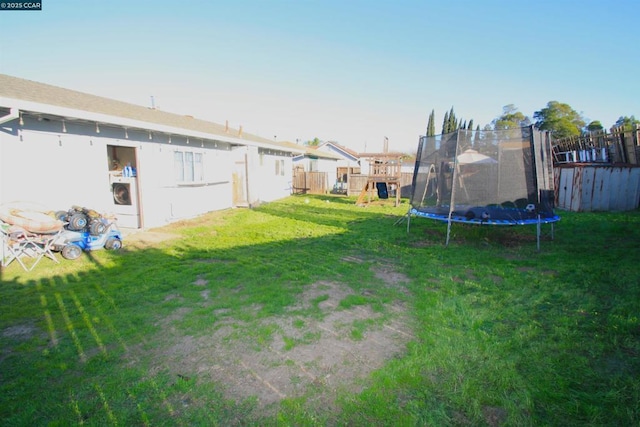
[0,73,303,152]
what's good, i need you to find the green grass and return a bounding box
[1,194,639,426]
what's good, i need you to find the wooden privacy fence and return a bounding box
[292,169,415,198]
[292,169,328,194]
[555,164,640,211]
[552,126,640,212]
[553,126,640,165]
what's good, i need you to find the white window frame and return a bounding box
[174,150,204,184]
[275,158,285,176]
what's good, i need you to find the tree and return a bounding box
[492,104,531,130]
[447,107,457,133]
[305,137,322,147]
[436,107,473,134]
[613,115,640,131]
[533,101,585,139]
[426,109,436,137]
[586,120,604,132]
[442,110,450,134]
[440,106,458,134]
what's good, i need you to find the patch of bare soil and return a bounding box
[492,232,537,247]
[483,405,508,426]
[1,323,41,364]
[2,323,37,340]
[149,268,414,419]
[409,229,444,248]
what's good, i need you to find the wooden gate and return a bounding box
[292,169,328,194]
[232,158,249,207]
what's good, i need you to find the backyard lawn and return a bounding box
[1,195,639,426]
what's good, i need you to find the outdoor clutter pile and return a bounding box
[0,203,123,271]
[52,206,124,260]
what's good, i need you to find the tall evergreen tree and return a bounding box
[442,110,450,134]
[473,122,481,147]
[448,107,457,133]
[427,109,436,137]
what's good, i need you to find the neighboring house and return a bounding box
[313,141,363,192]
[292,148,341,194]
[0,74,305,229]
[311,141,413,196]
[401,159,416,175]
[292,147,341,175]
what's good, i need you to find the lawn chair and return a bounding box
[1,222,61,271]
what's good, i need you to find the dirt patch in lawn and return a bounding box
[2,323,37,340]
[150,268,414,420]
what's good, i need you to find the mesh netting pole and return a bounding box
[445,130,461,246]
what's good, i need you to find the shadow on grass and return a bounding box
[0,197,416,425]
[1,198,639,425]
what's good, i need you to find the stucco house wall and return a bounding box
[2,117,113,211]
[254,148,294,202]
[293,153,339,173]
[292,154,339,186]
[0,74,305,229]
[0,114,238,229]
[132,133,235,227]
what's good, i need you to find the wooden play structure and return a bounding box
[356,153,403,206]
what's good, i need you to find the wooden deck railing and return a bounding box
[553,126,640,165]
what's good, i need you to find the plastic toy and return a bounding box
[50,218,123,260]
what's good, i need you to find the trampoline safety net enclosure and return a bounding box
[407,126,560,244]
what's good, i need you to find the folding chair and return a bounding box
[1,222,60,271]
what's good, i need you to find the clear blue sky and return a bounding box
[1,0,638,153]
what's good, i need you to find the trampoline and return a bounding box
[403,126,560,248]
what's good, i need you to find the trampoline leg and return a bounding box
[551,223,555,240]
[394,209,411,232]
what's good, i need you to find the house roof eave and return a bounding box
[315,144,360,161]
[1,96,307,154]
